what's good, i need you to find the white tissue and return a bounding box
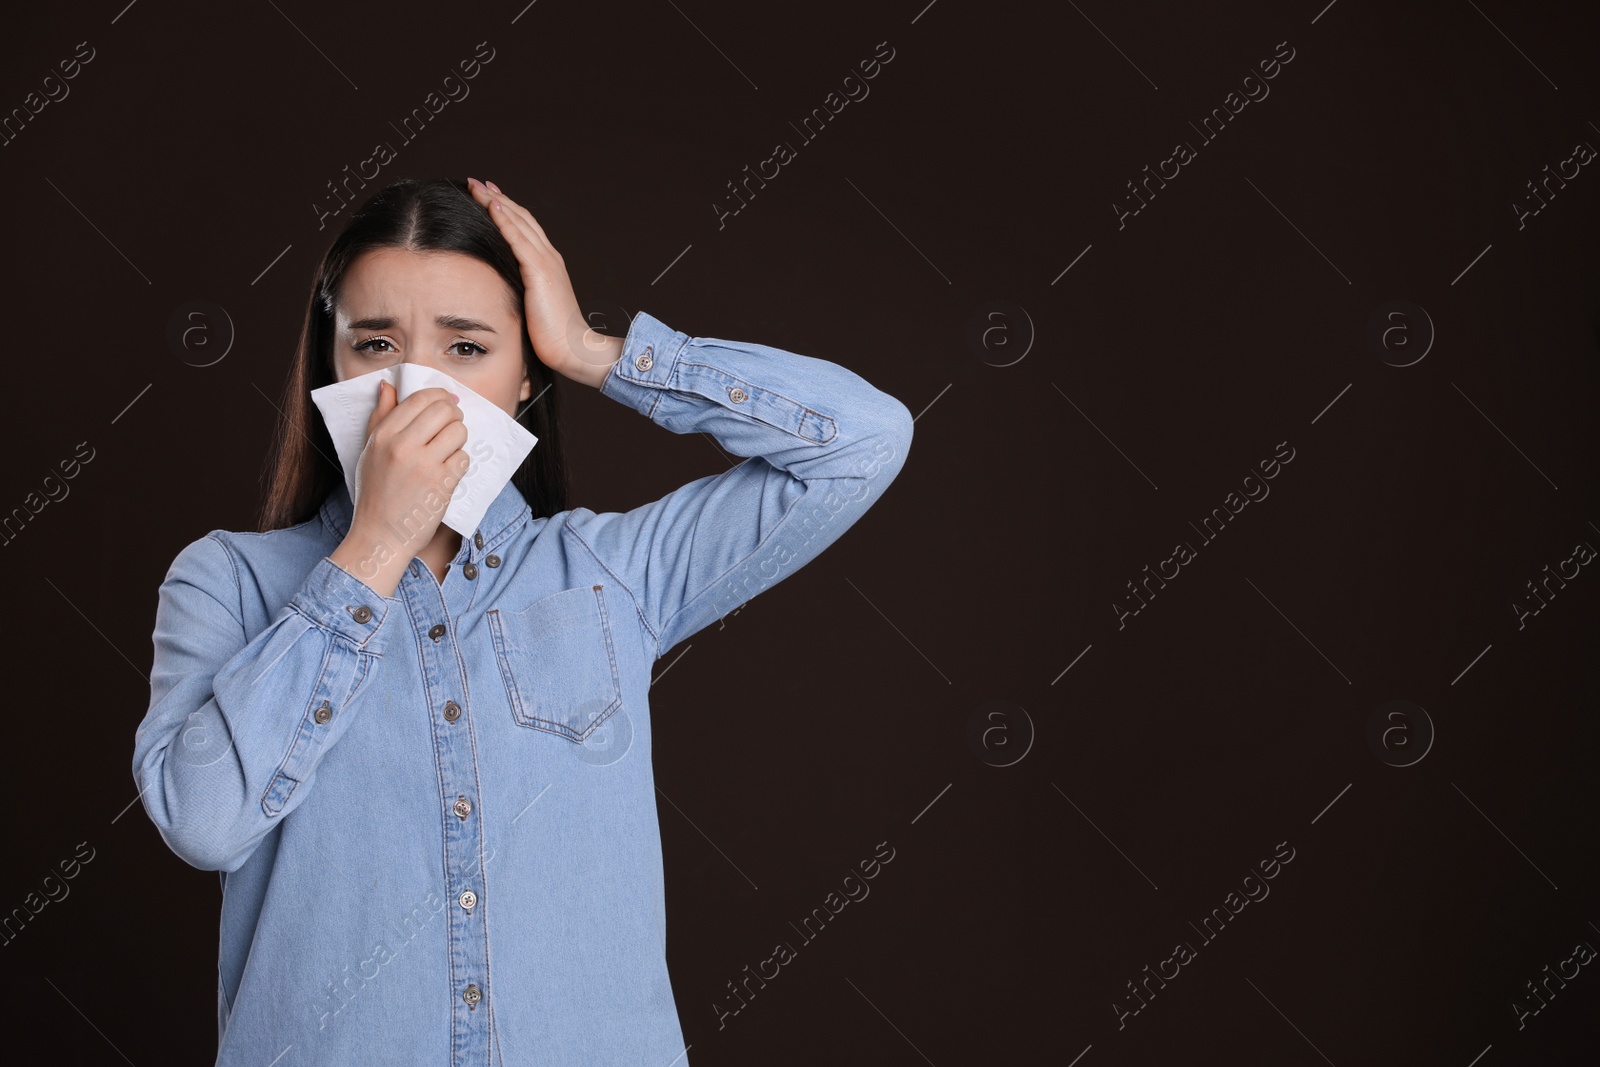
[310,363,538,538]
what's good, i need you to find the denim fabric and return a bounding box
[132,311,912,1066]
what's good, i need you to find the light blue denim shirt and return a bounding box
[133,310,912,1066]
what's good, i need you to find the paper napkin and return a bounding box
[310,363,538,538]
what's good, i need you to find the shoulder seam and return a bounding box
[200,532,248,637]
[559,512,661,656]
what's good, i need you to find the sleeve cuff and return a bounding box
[599,310,688,417]
[287,556,398,652]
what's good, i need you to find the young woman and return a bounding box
[132,177,913,1066]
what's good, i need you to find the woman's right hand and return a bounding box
[331,379,469,596]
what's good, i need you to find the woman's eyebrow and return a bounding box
[348,314,498,333]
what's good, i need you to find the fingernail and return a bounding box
[450,391,460,402]
[486,180,501,193]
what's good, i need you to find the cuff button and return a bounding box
[728,386,748,403]
[635,347,654,371]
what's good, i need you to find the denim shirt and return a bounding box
[133,311,912,1066]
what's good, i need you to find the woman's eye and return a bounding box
[352,338,483,359]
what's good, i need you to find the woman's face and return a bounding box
[331,247,532,417]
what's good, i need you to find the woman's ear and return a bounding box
[519,365,532,402]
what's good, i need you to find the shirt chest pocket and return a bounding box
[486,583,624,742]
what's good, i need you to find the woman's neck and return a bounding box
[418,527,464,586]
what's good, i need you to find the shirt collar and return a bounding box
[319,476,532,559]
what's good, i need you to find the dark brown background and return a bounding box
[2,0,1597,1063]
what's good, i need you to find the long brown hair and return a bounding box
[256,177,569,532]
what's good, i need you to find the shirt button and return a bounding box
[485,554,501,568]
[463,562,479,581]
[453,797,472,819]
[442,701,462,723]
[635,348,653,371]
[459,889,478,911]
[728,386,748,403]
[347,605,373,624]
[462,983,482,1008]
[314,700,333,724]
[473,531,484,550]
[428,623,447,641]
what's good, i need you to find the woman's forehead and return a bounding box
[339,249,516,320]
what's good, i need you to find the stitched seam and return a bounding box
[261,773,298,816]
[286,601,370,655]
[668,358,840,443]
[259,634,335,812]
[415,586,463,1048]
[656,433,899,642]
[324,557,394,652]
[621,332,690,421]
[485,608,580,737]
[484,611,529,725]
[648,381,837,445]
[456,624,496,1036]
[481,506,531,561]
[512,717,616,743]
[486,599,623,740]
[204,534,248,640]
[656,472,858,649]
[349,652,375,703]
[583,586,625,739]
[560,517,659,650]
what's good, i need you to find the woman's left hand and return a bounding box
[466,176,621,389]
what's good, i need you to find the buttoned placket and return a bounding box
[400,528,495,1066]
